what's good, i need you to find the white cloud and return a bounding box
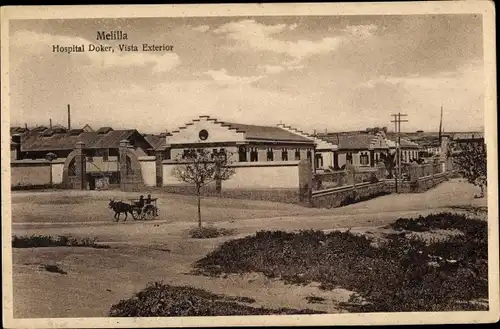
[192,25,210,33]
[263,65,285,74]
[262,63,304,75]
[213,19,342,65]
[11,30,181,73]
[342,24,378,38]
[203,68,263,85]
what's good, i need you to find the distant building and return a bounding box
[277,124,338,170]
[82,124,94,132]
[317,132,390,169]
[12,126,154,189]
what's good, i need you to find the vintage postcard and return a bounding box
[1,2,498,328]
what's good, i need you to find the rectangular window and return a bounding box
[295,149,301,160]
[346,152,353,164]
[282,148,288,161]
[238,146,247,162]
[267,148,274,161]
[250,148,258,162]
[360,153,369,166]
[103,149,109,161]
[182,149,190,159]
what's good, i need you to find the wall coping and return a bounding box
[312,181,380,197]
[162,160,302,168]
[137,156,156,161]
[11,158,66,165]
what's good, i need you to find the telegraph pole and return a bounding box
[391,113,408,179]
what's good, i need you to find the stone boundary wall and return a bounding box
[310,181,391,209]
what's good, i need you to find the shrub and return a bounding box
[389,213,487,239]
[193,213,488,312]
[12,235,111,249]
[43,264,67,275]
[109,282,325,316]
[188,226,237,239]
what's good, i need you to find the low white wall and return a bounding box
[51,161,65,184]
[162,160,300,189]
[225,162,300,189]
[138,156,156,187]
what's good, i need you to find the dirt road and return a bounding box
[9,179,487,318]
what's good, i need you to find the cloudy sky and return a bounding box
[9,14,484,134]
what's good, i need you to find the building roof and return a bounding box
[144,134,167,150]
[318,133,388,150]
[171,116,313,143]
[397,138,420,148]
[221,121,312,142]
[10,127,29,135]
[20,129,150,152]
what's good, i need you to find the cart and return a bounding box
[129,198,159,221]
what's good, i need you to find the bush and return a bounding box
[193,213,488,312]
[188,226,236,239]
[43,264,67,275]
[389,213,487,239]
[109,282,325,316]
[12,235,110,249]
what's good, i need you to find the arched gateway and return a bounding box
[61,140,145,191]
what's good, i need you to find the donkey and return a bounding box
[109,199,134,221]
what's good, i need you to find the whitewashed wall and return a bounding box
[162,160,300,189]
[224,162,300,189]
[51,160,65,184]
[138,156,156,187]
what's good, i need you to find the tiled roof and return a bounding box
[20,129,146,152]
[144,134,167,150]
[220,122,312,143]
[318,133,388,150]
[397,138,420,148]
[172,116,313,143]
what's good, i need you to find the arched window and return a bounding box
[346,152,353,164]
[360,152,369,166]
[238,146,247,162]
[282,148,288,161]
[295,149,301,160]
[267,148,274,161]
[250,148,258,162]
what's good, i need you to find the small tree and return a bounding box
[172,148,235,227]
[450,140,487,198]
[380,151,396,179]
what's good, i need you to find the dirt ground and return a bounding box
[9,179,487,318]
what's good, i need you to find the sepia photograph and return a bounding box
[1,2,498,328]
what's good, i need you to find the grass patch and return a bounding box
[188,226,237,239]
[109,281,324,316]
[12,235,111,249]
[193,213,488,312]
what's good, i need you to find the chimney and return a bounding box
[49,118,52,129]
[24,123,28,130]
[67,104,71,130]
